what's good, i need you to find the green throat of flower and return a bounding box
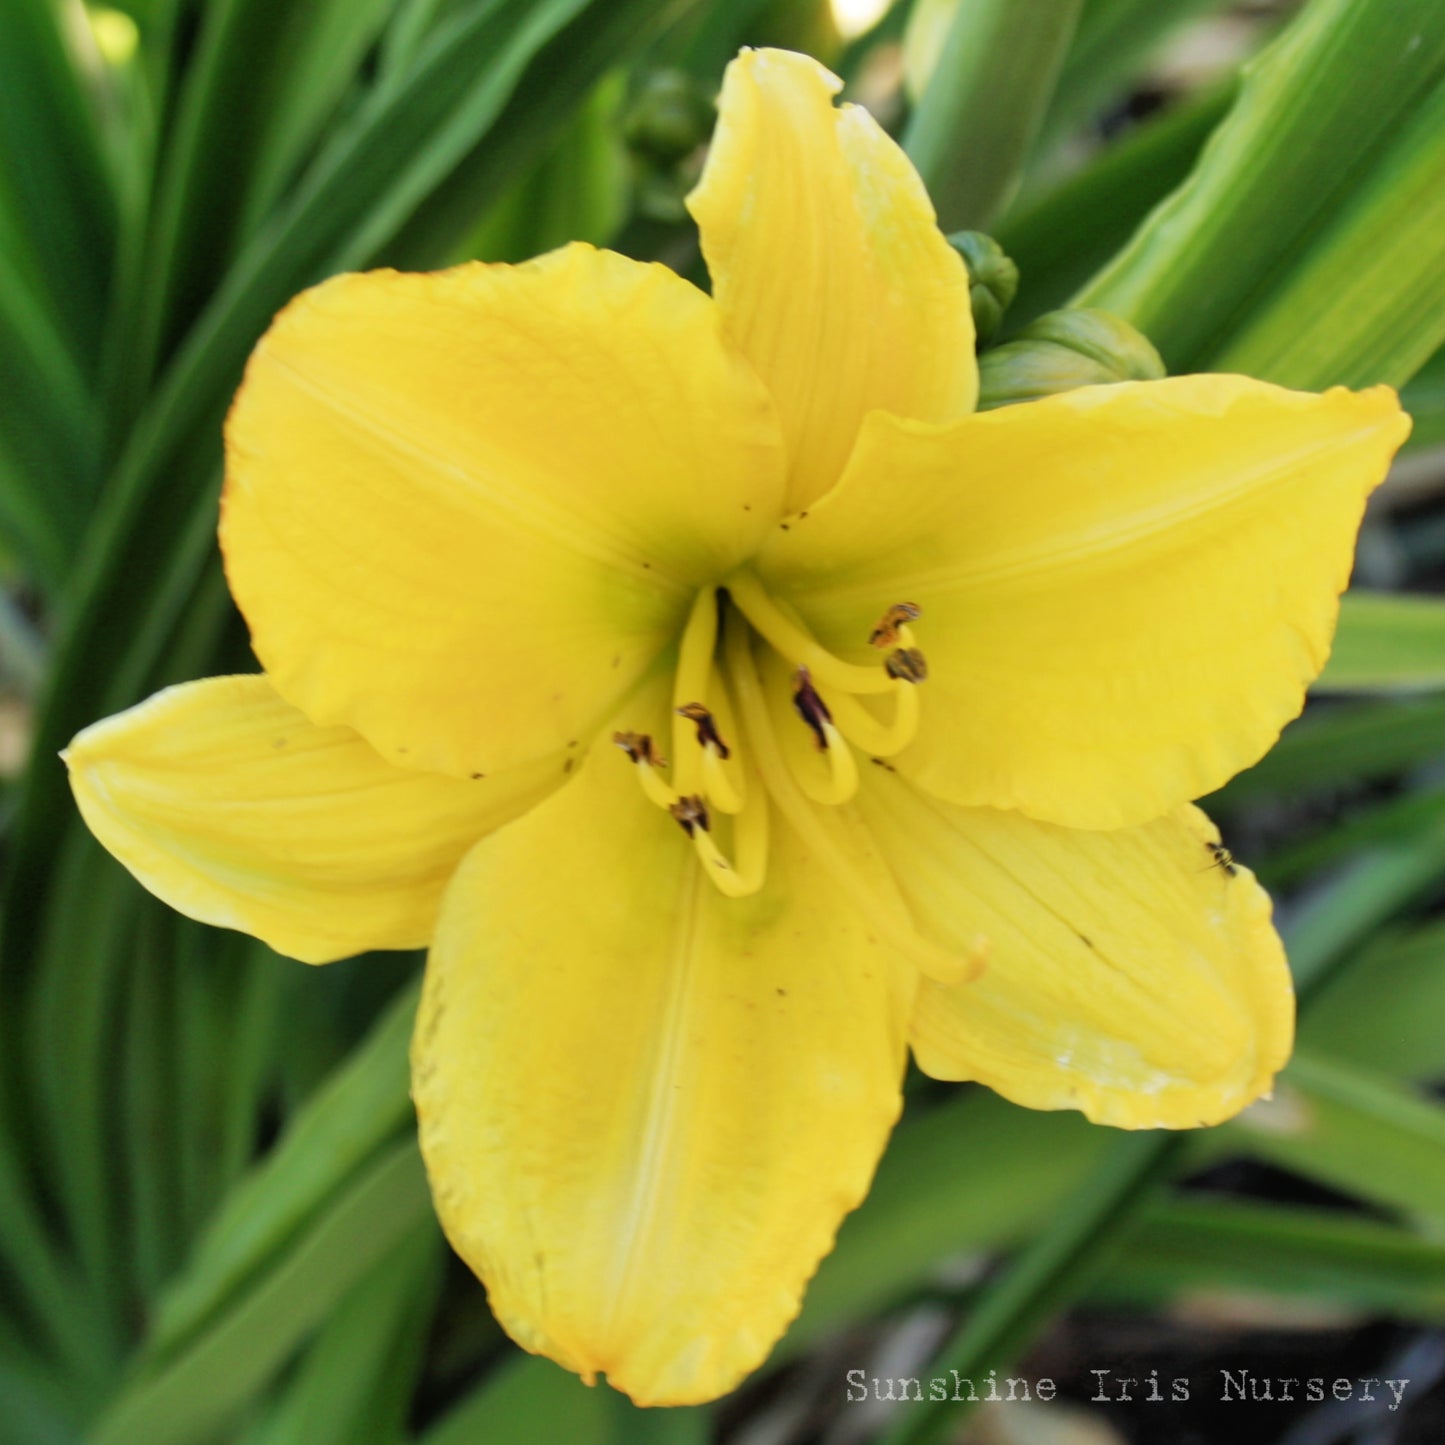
[615,568,928,901]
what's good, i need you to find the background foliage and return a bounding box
[3,0,1445,1441]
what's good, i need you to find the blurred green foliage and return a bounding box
[2,0,1445,1441]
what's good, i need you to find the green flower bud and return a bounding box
[622,71,716,166]
[947,231,1019,346]
[976,308,1166,411]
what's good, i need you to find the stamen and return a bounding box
[725,621,980,987]
[676,701,730,759]
[869,602,922,648]
[671,589,721,796]
[791,667,833,750]
[690,786,767,898]
[678,699,742,810]
[790,668,857,805]
[613,731,665,768]
[885,647,929,684]
[812,719,859,805]
[701,669,747,815]
[825,681,920,758]
[669,794,710,837]
[702,742,743,815]
[614,731,678,810]
[725,570,895,696]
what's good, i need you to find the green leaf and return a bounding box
[0,425,74,598]
[877,1133,1185,1445]
[379,0,691,268]
[1278,813,1445,993]
[237,0,400,232]
[997,80,1234,328]
[1227,1051,1445,1234]
[0,1122,115,1397]
[0,1345,80,1445]
[1115,1197,1445,1319]
[1078,0,1445,376]
[1210,695,1445,804]
[4,0,654,960]
[1401,343,1445,450]
[903,0,1086,230]
[1214,75,1445,389]
[1257,782,1445,889]
[103,0,413,424]
[1317,590,1445,691]
[24,840,137,1334]
[146,976,418,1363]
[1300,920,1445,1082]
[121,909,187,1300]
[420,1353,711,1445]
[0,235,97,582]
[89,1141,433,1445]
[0,0,117,361]
[457,72,630,264]
[243,1227,442,1445]
[1036,0,1233,154]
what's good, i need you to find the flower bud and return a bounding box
[947,231,1019,346]
[976,308,1166,411]
[622,71,716,165]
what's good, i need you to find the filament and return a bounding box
[724,569,895,696]
[671,588,720,795]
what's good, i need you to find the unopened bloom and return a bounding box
[67,48,1408,1405]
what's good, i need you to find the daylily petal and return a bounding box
[853,767,1294,1129]
[65,675,564,963]
[412,690,913,1405]
[760,376,1410,828]
[688,48,976,513]
[222,242,786,780]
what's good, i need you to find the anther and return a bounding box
[669,794,711,837]
[791,667,834,751]
[616,730,679,809]
[675,701,731,760]
[869,602,922,648]
[885,647,929,684]
[613,731,666,767]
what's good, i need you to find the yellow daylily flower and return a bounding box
[66,47,1408,1407]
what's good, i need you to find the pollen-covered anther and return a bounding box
[615,730,679,810]
[791,667,834,752]
[868,602,922,649]
[613,731,666,767]
[669,794,712,837]
[789,665,859,805]
[885,647,929,684]
[675,701,731,760]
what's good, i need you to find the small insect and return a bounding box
[1203,840,1237,877]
